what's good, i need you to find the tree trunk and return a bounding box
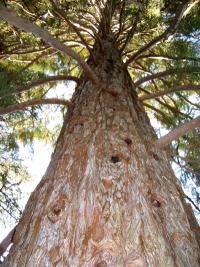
[2,41,200,267]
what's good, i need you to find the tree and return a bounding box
[0,0,200,266]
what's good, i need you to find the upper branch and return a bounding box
[114,0,126,41]
[155,115,200,149]
[0,98,70,116]
[124,0,199,67]
[134,67,200,87]
[0,7,100,86]
[137,54,200,62]
[139,84,200,101]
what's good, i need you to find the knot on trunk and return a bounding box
[47,198,66,223]
[111,156,120,163]
[124,138,132,145]
[151,193,167,208]
[102,178,113,189]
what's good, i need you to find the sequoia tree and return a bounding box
[0,0,200,266]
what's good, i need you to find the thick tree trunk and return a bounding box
[2,41,200,267]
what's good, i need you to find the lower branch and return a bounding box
[0,98,70,116]
[155,115,200,149]
[0,75,79,99]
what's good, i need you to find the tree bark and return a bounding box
[2,41,200,267]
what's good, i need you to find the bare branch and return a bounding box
[0,7,100,86]
[124,0,200,67]
[155,115,200,149]
[0,227,16,257]
[135,67,200,87]
[0,75,79,99]
[0,98,70,116]
[139,84,200,101]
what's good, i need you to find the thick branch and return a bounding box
[155,115,200,149]
[0,75,79,99]
[139,84,200,101]
[0,98,70,116]
[135,67,200,87]
[124,0,199,67]
[0,227,16,257]
[0,7,100,86]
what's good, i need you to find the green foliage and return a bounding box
[0,122,28,224]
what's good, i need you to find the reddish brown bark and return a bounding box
[2,41,200,267]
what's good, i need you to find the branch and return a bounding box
[134,67,200,87]
[0,7,100,86]
[143,102,171,123]
[138,54,200,62]
[124,0,199,67]
[185,195,200,213]
[141,85,190,120]
[0,75,79,99]
[0,227,16,257]
[115,0,126,41]
[139,84,200,101]
[0,98,70,116]
[155,115,200,149]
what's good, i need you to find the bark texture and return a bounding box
[2,41,200,267]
